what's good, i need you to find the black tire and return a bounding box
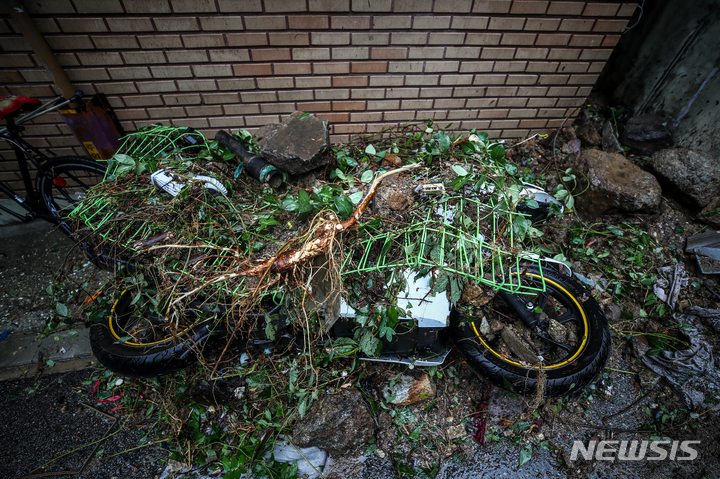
[37,156,107,237]
[450,261,611,397]
[89,290,221,378]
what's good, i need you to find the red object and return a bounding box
[92,379,101,399]
[53,177,67,187]
[471,383,493,444]
[97,394,124,403]
[0,95,40,120]
[108,404,124,413]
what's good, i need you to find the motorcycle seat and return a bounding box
[0,95,41,121]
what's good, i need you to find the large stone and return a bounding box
[699,197,720,228]
[601,121,624,154]
[575,149,662,216]
[620,114,674,155]
[292,389,375,453]
[574,109,602,147]
[258,111,330,175]
[648,148,720,207]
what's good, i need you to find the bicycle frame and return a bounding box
[0,95,77,222]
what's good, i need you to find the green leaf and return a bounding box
[282,198,299,212]
[333,195,354,219]
[434,131,451,153]
[298,189,312,214]
[46,359,55,368]
[349,191,364,204]
[460,141,478,155]
[55,302,69,318]
[360,170,374,183]
[365,144,377,156]
[298,398,308,418]
[357,329,380,356]
[519,444,532,467]
[298,112,310,120]
[489,143,506,163]
[451,164,469,176]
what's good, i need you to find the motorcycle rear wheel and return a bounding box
[450,261,611,397]
[89,290,221,377]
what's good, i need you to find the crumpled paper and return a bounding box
[653,262,689,309]
[642,307,720,409]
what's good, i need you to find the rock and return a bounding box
[603,303,621,323]
[648,148,720,207]
[699,197,720,228]
[562,138,581,155]
[258,111,330,175]
[461,281,494,306]
[547,319,567,343]
[387,190,410,211]
[575,110,602,147]
[479,317,491,335]
[620,114,674,155]
[632,335,650,358]
[383,371,436,406]
[292,389,375,453]
[489,319,504,333]
[500,326,539,364]
[601,121,624,154]
[575,149,662,216]
[638,369,661,391]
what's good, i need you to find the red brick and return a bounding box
[370,47,406,60]
[138,35,183,49]
[293,48,331,61]
[569,74,599,85]
[511,1,548,14]
[538,108,567,117]
[413,17,452,30]
[193,64,233,77]
[488,18,526,31]
[333,100,366,111]
[570,35,603,47]
[490,119,520,129]
[331,16,371,29]
[66,68,110,82]
[217,78,256,90]
[278,90,313,101]
[183,34,225,48]
[352,61,387,73]
[224,103,260,114]
[577,86,593,96]
[602,35,621,47]
[475,108,507,118]
[527,97,556,107]
[227,33,268,46]
[241,91,277,102]
[333,76,368,87]
[558,62,589,73]
[384,110,417,121]
[289,15,330,29]
[257,77,294,89]
[209,49,251,62]
[389,61,423,73]
[163,93,202,105]
[198,16,245,31]
[507,107,537,118]
[436,98,468,108]
[137,81,178,93]
[167,50,208,63]
[296,101,332,111]
[260,103,296,114]
[472,1,511,13]
[556,97,586,107]
[245,115,280,126]
[582,3,621,16]
[269,32,311,45]
[251,48,291,61]
[519,119,548,128]
[177,79,217,91]
[466,33,502,45]
[296,76,330,88]
[447,109,479,120]
[122,51,167,64]
[501,33,537,46]
[536,34,571,46]
[351,112,383,122]
[588,61,606,73]
[233,63,273,76]
[274,62,312,75]
[154,17,200,31]
[546,2,585,16]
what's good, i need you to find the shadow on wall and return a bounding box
[596,0,720,156]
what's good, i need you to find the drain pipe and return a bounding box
[7,0,77,102]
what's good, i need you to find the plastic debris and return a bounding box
[642,309,720,409]
[270,438,328,479]
[653,262,689,309]
[0,330,10,341]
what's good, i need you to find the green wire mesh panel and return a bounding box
[342,195,545,294]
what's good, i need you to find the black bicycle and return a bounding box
[0,91,107,236]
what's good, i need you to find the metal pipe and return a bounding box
[7,0,76,101]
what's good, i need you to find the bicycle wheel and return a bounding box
[450,261,611,397]
[37,156,107,236]
[89,290,222,377]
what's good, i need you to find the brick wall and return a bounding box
[0,0,636,187]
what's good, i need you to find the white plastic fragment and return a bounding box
[151,169,228,197]
[271,439,329,479]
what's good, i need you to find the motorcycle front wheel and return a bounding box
[450,261,611,397]
[89,290,221,378]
